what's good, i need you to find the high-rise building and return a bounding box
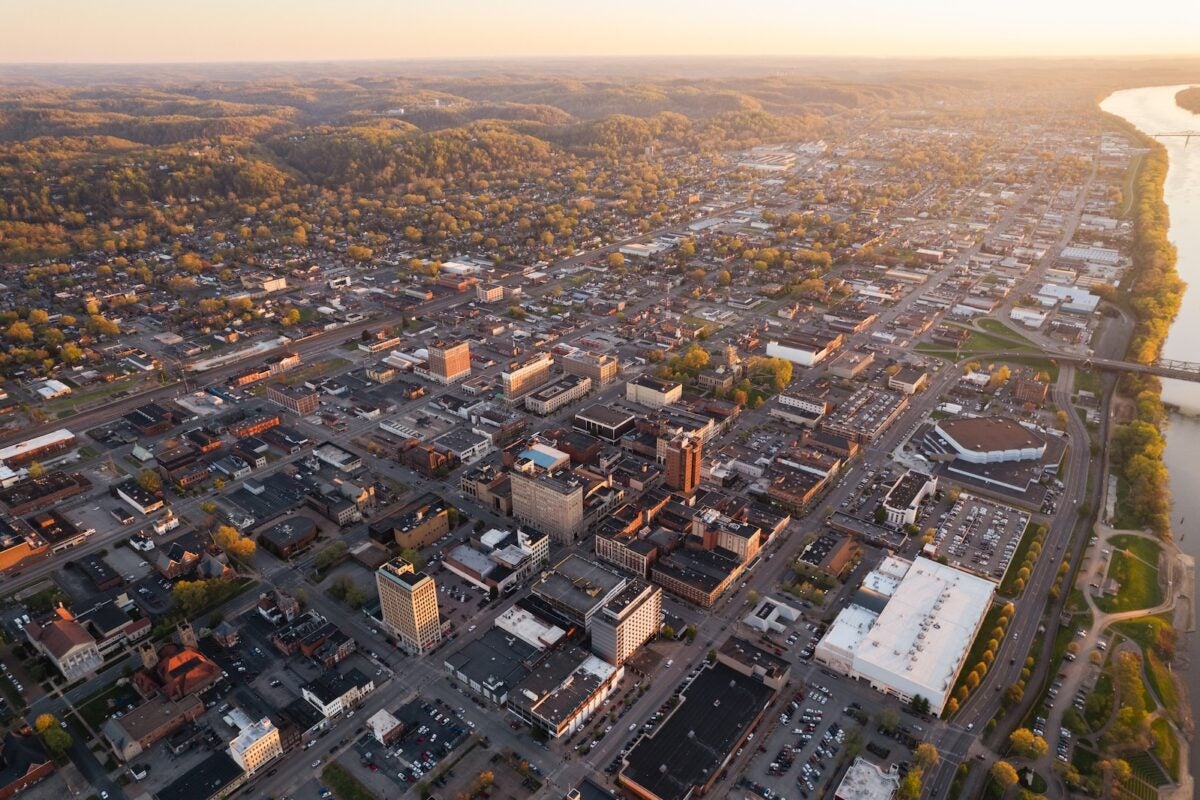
[427,340,472,384]
[229,718,283,775]
[502,352,555,400]
[590,581,663,666]
[377,557,442,654]
[662,432,702,495]
[511,466,585,545]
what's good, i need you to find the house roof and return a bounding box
[26,608,95,658]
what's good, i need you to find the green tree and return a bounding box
[136,468,162,494]
[399,547,425,571]
[40,724,73,756]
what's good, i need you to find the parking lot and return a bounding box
[348,697,472,793]
[739,674,923,800]
[929,493,1031,580]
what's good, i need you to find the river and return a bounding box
[1101,84,1199,769]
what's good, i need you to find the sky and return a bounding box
[2,0,1198,63]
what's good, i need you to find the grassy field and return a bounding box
[1150,717,1180,780]
[1119,151,1146,219]
[1074,368,1102,395]
[280,357,351,386]
[46,376,139,413]
[975,318,1037,346]
[956,328,1040,354]
[1146,649,1182,723]
[320,763,377,800]
[1112,614,1174,652]
[77,682,140,730]
[1095,535,1162,613]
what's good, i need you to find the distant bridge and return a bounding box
[988,351,1200,382]
[1154,131,1200,146]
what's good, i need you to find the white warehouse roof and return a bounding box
[817,557,995,715]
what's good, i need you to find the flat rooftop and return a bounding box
[533,554,625,617]
[936,417,1046,453]
[575,404,635,427]
[621,663,774,800]
[853,557,996,711]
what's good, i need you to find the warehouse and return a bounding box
[813,556,995,715]
[619,662,774,800]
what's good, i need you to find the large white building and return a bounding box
[814,556,995,714]
[881,470,937,527]
[930,417,1047,464]
[228,717,283,775]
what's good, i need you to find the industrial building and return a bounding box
[813,556,995,714]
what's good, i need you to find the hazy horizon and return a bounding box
[2,0,1199,64]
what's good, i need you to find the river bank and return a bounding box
[1102,84,1200,786]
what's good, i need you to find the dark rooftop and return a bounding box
[621,663,774,800]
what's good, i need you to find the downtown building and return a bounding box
[590,580,663,666]
[501,351,555,401]
[426,340,472,384]
[376,557,442,655]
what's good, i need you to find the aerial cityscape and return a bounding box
[0,5,1197,800]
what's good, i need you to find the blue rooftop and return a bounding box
[520,449,561,470]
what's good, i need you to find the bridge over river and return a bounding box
[987,350,1200,382]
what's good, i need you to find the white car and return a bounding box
[311,759,322,768]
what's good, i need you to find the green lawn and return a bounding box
[77,683,141,730]
[1074,368,1102,396]
[1119,151,1146,219]
[1094,536,1162,613]
[954,328,1040,355]
[1146,649,1182,723]
[46,377,138,412]
[1151,718,1180,780]
[975,318,1036,346]
[320,763,377,800]
[1000,356,1061,382]
[1111,613,1174,652]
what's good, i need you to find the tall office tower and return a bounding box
[377,557,442,654]
[427,340,472,384]
[663,432,702,495]
[590,581,663,666]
